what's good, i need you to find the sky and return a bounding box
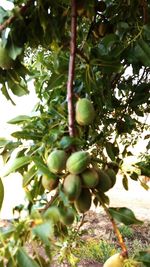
[0,0,14,10]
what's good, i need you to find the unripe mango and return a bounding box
[43,206,60,223]
[60,208,75,225]
[42,174,59,191]
[47,150,67,174]
[63,174,82,201]
[75,188,92,213]
[66,151,90,174]
[96,169,112,192]
[75,98,95,126]
[81,168,99,188]
[0,45,14,69]
[105,168,116,188]
[103,253,124,267]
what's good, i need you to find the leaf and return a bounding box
[122,175,128,190]
[7,115,31,124]
[134,250,150,267]
[108,207,143,225]
[23,165,37,187]
[0,138,10,147]
[32,156,56,178]
[11,131,42,140]
[32,221,54,246]
[16,247,40,267]
[0,178,4,211]
[1,156,31,177]
[130,172,139,181]
[135,39,150,67]
[59,136,80,150]
[1,84,15,105]
[105,142,115,161]
[0,225,15,240]
[7,43,22,60]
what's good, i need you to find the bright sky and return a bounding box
[0,0,14,10]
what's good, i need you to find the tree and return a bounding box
[0,0,150,266]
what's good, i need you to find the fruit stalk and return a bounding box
[93,191,128,257]
[103,203,128,257]
[67,0,77,137]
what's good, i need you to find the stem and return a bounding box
[41,190,59,213]
[0,0,33,32]
[67,0,77,137]
[93,191,128,257]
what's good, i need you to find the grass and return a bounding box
[74,238,119,263]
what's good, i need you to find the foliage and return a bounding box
[118,225,134,239]
[0,0,150,266]
[74,239,118,263]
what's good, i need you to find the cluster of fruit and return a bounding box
[42,149,116,214]
[41,98,117,224]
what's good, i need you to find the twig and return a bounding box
[76,48,89,64]
[0,0,33,32]
[93,190,128,257]
[141,0,149,24]
[41,190,59,213]
[67,0,77,137]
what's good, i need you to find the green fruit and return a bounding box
[43,206,60,223]
[103,253,124,267]
[42,174,59,191]
[105,168,116,188]
[75,98,95,126]
[0,45,14,69]
[47,150,67,174]
[66,151,90,174]
[81,168,99,188]
[97,169,112,192]
[60,208,75,225]
[75,188,91,213]
[63,174,82,201]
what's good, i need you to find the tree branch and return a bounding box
[67,0,77,137]
[0,0,33,32]
[141,0,149,24]
[93,190,128,257]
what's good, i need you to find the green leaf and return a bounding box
[108,207,143,225]
[0,178,4,211]
[7,43,22,60]
[134,251,150,267]
[1,84,15,105]
[23,165,37,187]
[32,221,54,246]
[135,39,150,67]
[32,156,56,178]
[122,175,128,190]
[0,138,10,147]
[105,142,115,161]
[7,115,31,124]
[130,172,139,181]
[11,131,42,140]
[0,225,15,240]
[16,247,40,267]
[1,156,31,177]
